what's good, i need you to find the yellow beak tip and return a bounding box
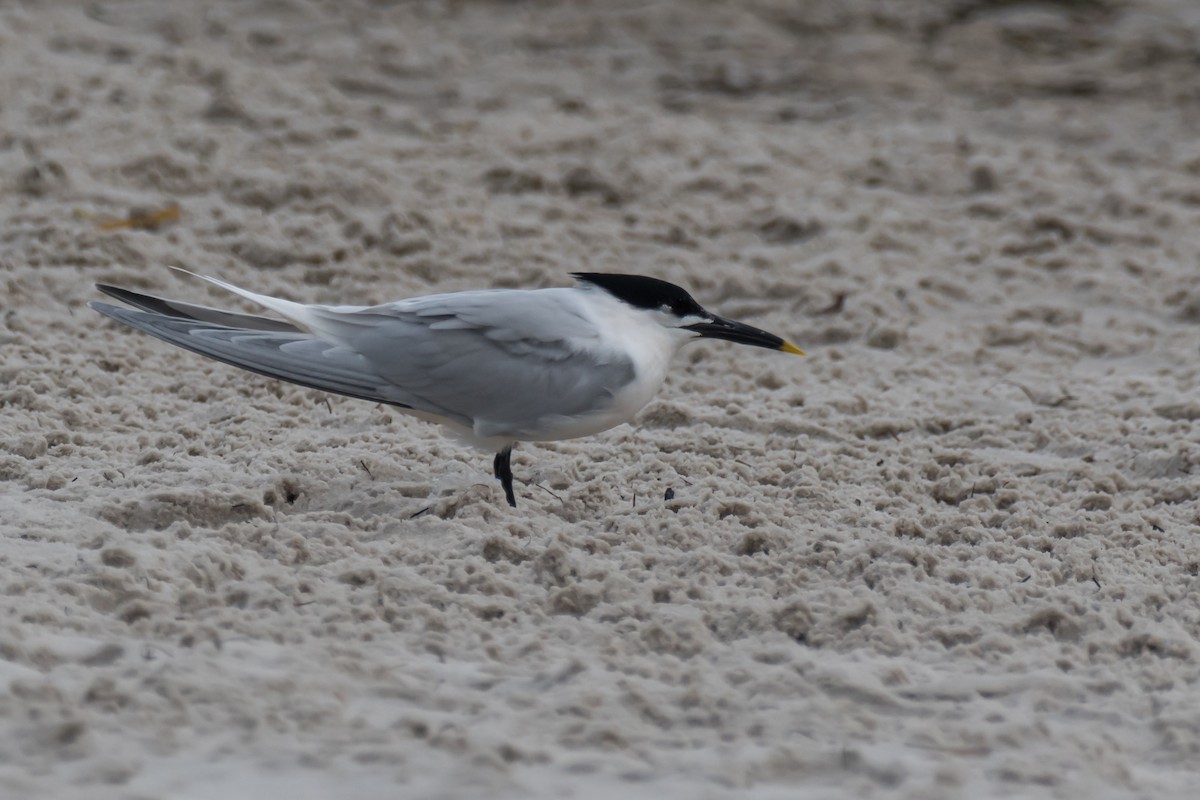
[780,341,806,356]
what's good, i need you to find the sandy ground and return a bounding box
[2,0,1200,797]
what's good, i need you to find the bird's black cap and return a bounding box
[571,273,706,318]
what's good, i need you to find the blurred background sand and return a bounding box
[2,1,1199,797]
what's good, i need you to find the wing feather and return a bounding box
[93,279,638,442]
[87,302,459,418]
[95,284,300,333]
[329,291,636,438]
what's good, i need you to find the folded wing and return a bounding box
[92,281,637,441]
[90,298,439,417]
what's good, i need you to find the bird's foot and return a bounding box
[494,446,517,507]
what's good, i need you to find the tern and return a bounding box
[90,271,803,507]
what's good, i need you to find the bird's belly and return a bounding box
[465,337,674,446]
[520,368,664,442]
[523,407,633,442]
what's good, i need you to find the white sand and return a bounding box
[2,0,1200,797]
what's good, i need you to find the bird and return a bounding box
[89,271,804,507]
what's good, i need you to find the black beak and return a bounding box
[684,315,805,355]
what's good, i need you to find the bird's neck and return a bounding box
[587,293,683,385]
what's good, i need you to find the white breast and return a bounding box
[518,289,684,442]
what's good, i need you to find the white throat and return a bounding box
[563,288,691,433]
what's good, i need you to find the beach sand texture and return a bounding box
[2,0,1200,797]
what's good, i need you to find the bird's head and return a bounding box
[571,273,804,355]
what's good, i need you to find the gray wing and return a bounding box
[96,284,300,333]
[92,285,636,439]
[89,300,430,416]
[319,289,637,439]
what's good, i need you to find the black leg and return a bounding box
[493,446,517,508]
